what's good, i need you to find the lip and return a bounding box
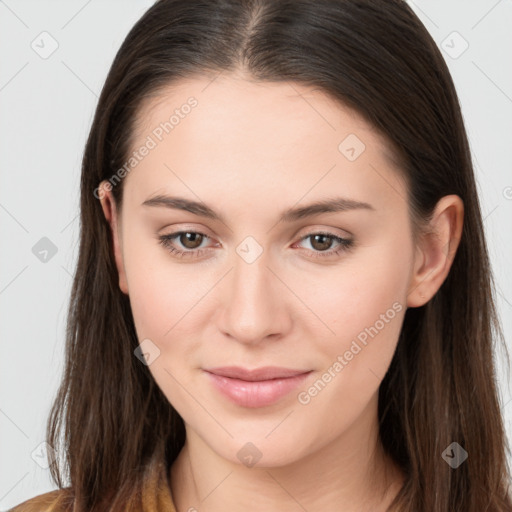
[203,366,312,408]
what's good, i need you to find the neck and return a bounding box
[170,396,404,512]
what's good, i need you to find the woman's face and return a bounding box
[102,75,421,467]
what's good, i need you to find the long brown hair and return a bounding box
[43,0,512,510]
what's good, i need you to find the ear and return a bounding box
[407,194,464,308]
[98,181,129,295]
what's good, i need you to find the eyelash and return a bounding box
[157,230,354,260]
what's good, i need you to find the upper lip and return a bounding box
[204,366,311,381]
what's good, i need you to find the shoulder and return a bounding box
[8,488,73,512]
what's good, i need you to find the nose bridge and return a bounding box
[219,243,287,344]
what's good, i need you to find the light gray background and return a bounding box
[1,0,511,508]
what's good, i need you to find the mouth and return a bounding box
[203,366,313,408]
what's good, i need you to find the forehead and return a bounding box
[133,74,393,155]
[123,74,407,216]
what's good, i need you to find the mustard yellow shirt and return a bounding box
[8,455,177,512]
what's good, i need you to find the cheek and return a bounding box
[126,262,174,342]
[294,241,409,421]
[125,251,205,407]
[308,237,410,343]
[296,243,410,404]
[122,227,206,342]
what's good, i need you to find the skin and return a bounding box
[99,72,463,512]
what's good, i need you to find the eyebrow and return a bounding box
[142,195,375,223]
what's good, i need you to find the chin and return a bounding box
[205,433,312,470]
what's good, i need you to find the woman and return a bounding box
[11,0,512,510]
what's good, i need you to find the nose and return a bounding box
[216,249,293,346]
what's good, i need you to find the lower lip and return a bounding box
[204,370,312,408]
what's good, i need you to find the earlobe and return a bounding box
[406,195,464,308]
[98,181,129,295]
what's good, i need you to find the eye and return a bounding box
[158,231,213,259]
[157,230,354,260]
[293,232,354,259]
